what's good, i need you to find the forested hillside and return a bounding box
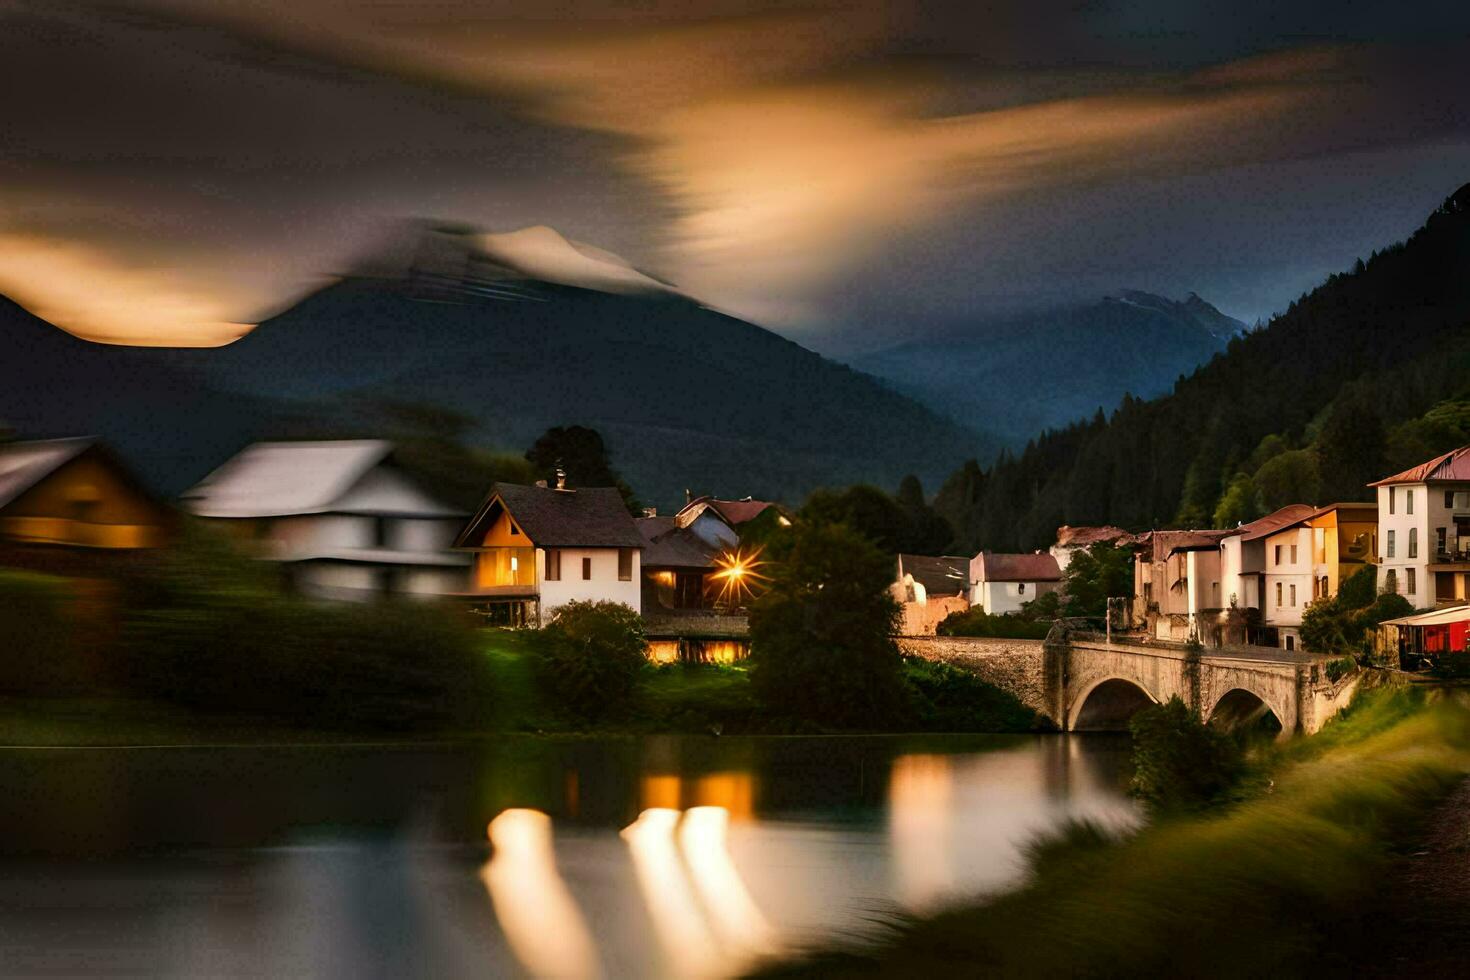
[934,182,1470,552]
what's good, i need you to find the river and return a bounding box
[0,733,1138,978]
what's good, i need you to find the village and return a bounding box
[3,432,1467,674]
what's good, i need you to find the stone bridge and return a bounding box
[898,634,1360,734]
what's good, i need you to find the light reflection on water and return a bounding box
[0,734,1138,978]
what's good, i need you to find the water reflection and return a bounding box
[0,733,1138,979]
[622,808,723,979]
[483,809,602,980]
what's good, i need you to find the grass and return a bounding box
[749,682,1470,979]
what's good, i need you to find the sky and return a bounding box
[3,0,1469,351]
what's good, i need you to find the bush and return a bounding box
[900,657,1039,732]
[938,608,1051,639]
[1325,656,1357,684]
[1129,696,1244,810]
[748,522,907,729]
[530,600,646,720]
[0,569,85,694]
[1432,651,1470,679]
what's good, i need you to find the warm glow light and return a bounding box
[888,754,955,911]
[678,806,778,964]
[482,809,602,980]
[621,808,723,979]
[711,546,770,606]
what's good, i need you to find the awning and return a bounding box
[1379,605,1470,627]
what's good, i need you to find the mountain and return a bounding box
[932,182,1470,552]
[855,290,1245,443]
[1,227,995,506]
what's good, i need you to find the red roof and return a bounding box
[1055,525,1132,547]
[678,495,789,527]
[1229,504,1317,542]
[1370,445,1470,486]
[974,551,1061,583]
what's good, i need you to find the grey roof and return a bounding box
[182,440,456,518]
[457,482,643,549]
[638,516,719,569]
[897,554,969,596]
[0,437,97,510]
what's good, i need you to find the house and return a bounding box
[892,553,970,635]
[1050,525,1133,572]
[182,440,467,601]
[455,480,643,626]
[1370,445,1470,606]
[0,437,170,572]
[1131,529,1229,642]
[637,514,720,611]
[1213,504,1315,645]
[674,494,792,550]
[1375,604,1470,670]
[970,551,1061,615]
[1260,519,1316,651]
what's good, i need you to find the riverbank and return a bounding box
[749,684,1470,979]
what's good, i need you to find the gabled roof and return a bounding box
[676,495,789,528]
[1152,529,1229,560]
[456,482,643,549]
[1228,504,1317,542]
[637,515,719,569]
[182,440,455,518]
[0,437,97,510]
[1370,445,1470,486]
[973,551,1061,583]
[1054,525,1133,548]
[897,554,970,596]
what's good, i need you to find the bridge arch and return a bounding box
[1206,687,1285,736]
[1069,676,1160,731]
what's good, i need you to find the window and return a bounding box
[1385,569,1398,594]
[510,555,519,573]
[1407,490,1415,515]
[1447,491,1455,508]
[1389,487,1396,514]
[618,548,633,581]
[1273,545,1282,565]
[545,549,561,581]
[1387,530,1395,559]
[1407,567,1417,596]
[582,556,592,580]
[372,516,389,548]
[1438,527,1448,554]
[1276,582,1283,606]
[1289,544,1298,565]
[1289,583,1297,607]
[1409,527,1418,559]
[1018,582,1027,594]
[510,522,521,536]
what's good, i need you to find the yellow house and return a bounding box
[0,438,170,556]
[1305,502,1379,599]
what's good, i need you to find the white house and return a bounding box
[1214,504,1315,645]
[970,552,1061,615]
[454,480,644,626]
[892,553,970,635]
[181,440,468,600]
[1371,445,1470,608]
[674,495,792,550]
[1261,520,1316,651]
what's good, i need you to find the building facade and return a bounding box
[455,481,643,626]
[970,552,1061,615]
[1371,446,1470,607]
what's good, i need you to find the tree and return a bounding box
[1316,389,1386,503]
[1062,543,1133,618]
[526,425,640,511]
[1254,449,1321,511]
[748,523,906,728]
[800,485,911,553]
[895,475,956,554]
[1212,473,1263,528]
[531,600,647,720]
[1128,697,1243,811]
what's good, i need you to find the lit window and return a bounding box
[510,556,519,573]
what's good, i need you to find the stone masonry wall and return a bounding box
[897,636,1053,721]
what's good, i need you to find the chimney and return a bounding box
[555,460,567,491]
[685,488,692,504]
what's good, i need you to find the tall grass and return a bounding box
[751,684,1470,979]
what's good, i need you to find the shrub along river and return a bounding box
[0,733,1138,978]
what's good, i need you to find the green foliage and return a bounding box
[900,657,1039,732]
[1324,657,1357,684]
[1315,388,1386,502]
[1337,564,1377,608]
[1020,589,1062,620]
[748,522,907,729]
[530,600,647,720]
[120,525,486,730]
[636,664,763,732]
[1253,448,1321,511]
[800,483,953,555]
[1128,696,1244,811]
[1212,472,1263,527]
[937,608,1052,639]
[1300,595,1350,653]
[525,425,640,511]
[1061,543,1132,618]
[0,570,85,694]
[1300,566,1407,655]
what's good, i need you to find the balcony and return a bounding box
[1430,548,1470,568]
[470,546,537,595]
